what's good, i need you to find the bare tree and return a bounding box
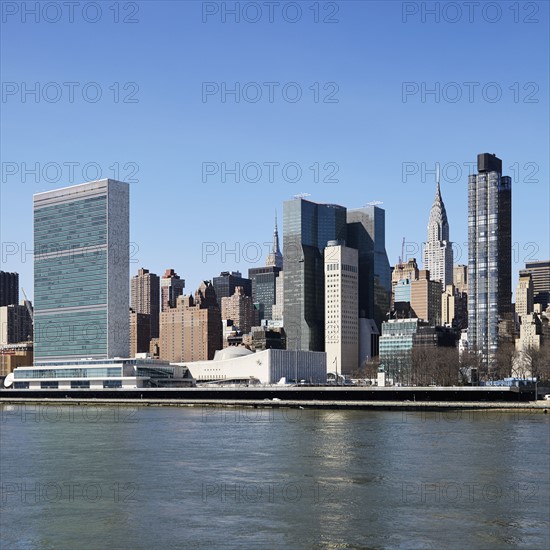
[493,342,516,380]
[351,357,380,381]
[523,343,550,382]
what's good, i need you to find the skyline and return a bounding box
[1,160,546,304]
[1,1,549,301]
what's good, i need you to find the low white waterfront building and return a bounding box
[178,348,327,385]
[9,357,193,389]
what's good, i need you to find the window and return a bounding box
[71,380,90,389]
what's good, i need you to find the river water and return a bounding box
[0,405,548,549]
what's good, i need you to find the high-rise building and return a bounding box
[467,153,512,364]
[441,284,468,330]
[391,258,419,306]
[515,271,534,322]
[271,272,284,321]
[129,309,151,357]
[221,286,255,336]
[346,205,391,331]
[265,213,284,269]
[248,266,281,322]
[423,175,453,289]
[453,264,468,294]
[0,303,33,345]
[0,271,19,306]
[283,198,347,351]
[131,267,160,338]
[324,241,359,375]
[410,270,442,325]
[212,271,252,308]
[524,260,550,310]
[33,180,129,361]
[159,281,222,363]
[161,269,185,311]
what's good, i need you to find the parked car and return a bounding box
[544,394,550,401]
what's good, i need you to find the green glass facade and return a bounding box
[33,180,129,361]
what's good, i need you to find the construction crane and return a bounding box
[21,287,34,324]
[293,193,311,200]
[364,200,383,207]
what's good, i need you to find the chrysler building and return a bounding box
[423,170,453,289]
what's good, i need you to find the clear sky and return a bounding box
[1,0,549,300]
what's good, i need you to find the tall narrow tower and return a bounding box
[283,198,347,351]
[131,267,160,338]
[266,212,283,269]
[467,153,512,365]
[33,179,129,361]
[423,167,453,289]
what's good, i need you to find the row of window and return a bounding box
[14,367,121,379]
[14,380,123,389]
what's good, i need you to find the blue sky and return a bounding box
[1,0,549,300]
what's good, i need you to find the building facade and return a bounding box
[248,266,281,322]
[0,271,19,306]
[391,258,419,307]
[346,205,391,331]
[161,269,185,311]
[453,264,468,294]
[410,270,442,325]
[212,271,252,308]
[221,286,256,337]
[324,241,359,375]
[283,198,347,351]
[515,271,534,322]
[0,304,33,345]
[524,260,550,310]
[129,310,151,357]
[180,348,326,385]
[33,180,129,361]
[441,284,468,330]
[159,282,222,363]
[131,267,160,339]
[467,153,512,364]
[0,343,33,377]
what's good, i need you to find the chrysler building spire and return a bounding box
[423,167,453,288]
[266,211,283,269]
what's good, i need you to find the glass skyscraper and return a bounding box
[283,198,347,351]
[33,180,129,361]
[346,205,391,331]
[467,153,512,365]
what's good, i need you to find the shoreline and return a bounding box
[1,397,549,412]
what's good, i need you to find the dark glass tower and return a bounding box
[283,198,347,351]
[0,271,19,306]
[212,271,252,308]
[467,153,512,364]
[346,205,391,332]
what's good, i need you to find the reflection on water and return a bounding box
[0,406,548,549]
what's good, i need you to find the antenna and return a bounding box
[398,237,405,267]
[293,193,311,200]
